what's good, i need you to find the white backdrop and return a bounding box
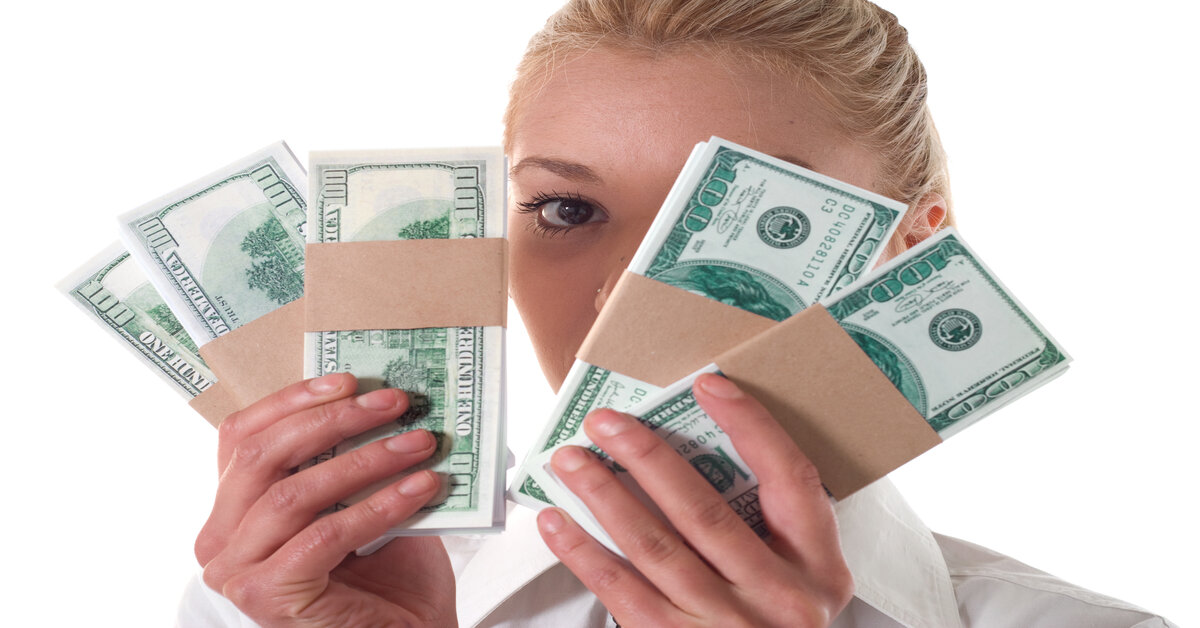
[2,1,1195,625]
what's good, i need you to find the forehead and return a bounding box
[508,47,878,189]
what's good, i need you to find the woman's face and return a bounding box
[507,48,880,390]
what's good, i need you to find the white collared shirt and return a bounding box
[178,479,1174,627]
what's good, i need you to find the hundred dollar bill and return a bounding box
[59,243,217,400]
[118,143,307,345]
[530,228,1070,554]
[304,148,506,534]
[511,136,910,509]
[822,227,1070,437]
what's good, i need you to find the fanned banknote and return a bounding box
[510,137,909,509]
[117,142,307,345]
[303,148,506,534]
[59,243,217,399]
[530,228,1070,554]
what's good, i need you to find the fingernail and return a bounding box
[697,374,743,399]
[588,409,630,437]
[307,373,343,394]
[552,446,591,473]
[384,430,432,453]
[356,389,400,410]
[539,508,566,534]
[398,470,438,496]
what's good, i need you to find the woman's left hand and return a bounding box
[536,373,854,628]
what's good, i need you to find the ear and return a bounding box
[902,192,948,249]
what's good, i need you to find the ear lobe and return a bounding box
[903,192,949,249]
[922,192,948,231]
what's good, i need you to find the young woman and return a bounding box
[184,1,1172,626]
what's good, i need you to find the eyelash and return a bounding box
[515,190,602,238]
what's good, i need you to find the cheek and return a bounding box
[508,232,613,383]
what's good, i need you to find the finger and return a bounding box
[205,469,441,613]
[261,469,442,587]
[216,429,438,568]
[196,388,410,565]
[550,441,728,610]
[216,373,358,471]
[581,409,775,583]
[537,507,676,627]
[692,373,841,566]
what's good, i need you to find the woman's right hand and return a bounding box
[194,373,457,627]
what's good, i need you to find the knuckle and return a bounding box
[200,563,220,591]
[193,527,222,566]
[796,604,838,628]
[309,399,340,431]
[568,461,620,497]
[552,527,593,558]
[612,429,666,464]
[226,438,269,473]
[201,557,234,595]
[586,562,626,592]
[342,445,384,478]
[626,526,681,565]
[264,477,304,513]
[305,515,349,551]
[679,494,742,535]
[760,594,821,628]
[216,411,245,445]
[220,571,264,610]
[313,398,373,442]
[360,488,397,522]
[542,514,599,563]
[763,580,850,628]
[783,454,824,492]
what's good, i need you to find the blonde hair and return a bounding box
[504,0,954,252]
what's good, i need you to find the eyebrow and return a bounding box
[510,156,603,184]
[509,153,814,183]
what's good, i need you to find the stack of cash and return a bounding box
[302,149,506,534]
[58,142,508,536]
[526,228,1071,554]
[509,137,910,509]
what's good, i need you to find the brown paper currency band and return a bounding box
[198,298,307,410]
[189,381,241,427]
[714,304,942,500]
[304,239,508,332]
[576,271,777,388]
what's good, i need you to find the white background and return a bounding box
[2,1,1196,625]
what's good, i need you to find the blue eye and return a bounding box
[516,191,608,235]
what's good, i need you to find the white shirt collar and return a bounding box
[458,479,962,628]
[456,503,561,625]
[834,478,963,628]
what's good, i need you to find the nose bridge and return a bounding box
[595,195,667,312]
